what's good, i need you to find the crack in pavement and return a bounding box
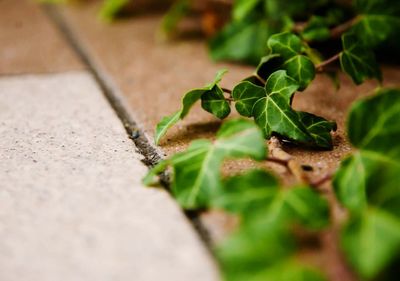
[42,3,215,259]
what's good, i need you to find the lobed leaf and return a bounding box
[216,169,329,281]
[267,32,303,60]
[98,0,129,22]
[232,81,265,117]
[334,89,400,213]
[334,151,400,214]
[213,170,279,215]
[209,20,275,65]
[297,111,337,150]
[259,32,316,90]
[146,119,267,209]
[159,0,190,37]
[201,86,231,119]
[340,32,381,85]
[154,111,181,145]
[352,15,400,47]
[232,0,261,21]
[217,219,295,281]
[214,169,330,229]
[334,88,400,278]
[233,70,335,149]
[154,69,229,144]
[341,208,400,279]
[347,89,400,159]
[301,16,331,42]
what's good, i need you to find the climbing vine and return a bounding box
[144,0,400,280]
[42,0,400,280]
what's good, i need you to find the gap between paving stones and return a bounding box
[42,4,215,253]
[0,71,220,281]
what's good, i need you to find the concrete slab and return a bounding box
[0,72,219,281]
[0,0,83,75]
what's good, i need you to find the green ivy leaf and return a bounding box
[352,0,400,48]
[233,70,335,149]
[355,0,400,15]
[201,86,231,119]
[283,55,316,89]
[98,0,129,22]
[232,81,266,117]
[218,223,326,281]
[258,32,316,90]
[232,0,262,21]
[341,208,400,279]
[334,89,400,213]
[159,0,190,38]
[301,16,331,42]
[297,111,337,150]
[154,69,228,144]
[145,119,267,209]
[209,20,274,65]
[347,89,400,159]
[244,261,327,281]
[154,111,181,145]
[268,32,303,59]
[216,170,329,281]
[213,169,279,215]
[218,219,295,281]
[352,15,400,47]
[214,169,329,229]
[334,88,400,279]
[340,32,382,85]
[334,151,400,214]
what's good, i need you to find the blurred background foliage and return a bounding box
[40,0,400,66]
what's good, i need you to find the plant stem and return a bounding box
[222,88,233,103]
[330,16,360,38]
[311,173,333,188]
[254,74,266,85]
[221,87,232,94]
[316,53,341,72]
[266,157,289,167]
[268,137,310,184]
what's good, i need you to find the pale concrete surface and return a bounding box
[0,0,83,74]
[0,72,219,281]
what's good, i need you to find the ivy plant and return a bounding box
[333,89,400,279]
[145,118,266,209]
[146,88,400,281]
[155,32,342,149]
[42,0,400,280]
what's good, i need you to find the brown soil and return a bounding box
[0,0,83,75]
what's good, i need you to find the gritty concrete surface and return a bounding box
[0,0,83,75]
[0,72,219,281]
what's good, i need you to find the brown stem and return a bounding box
[310,173,333,189]
[266,157,289,167]
[330,16,360,39]
[221,87,232,94]
[292,21,307,33]
[268,137,310,185]
[316,53,341,72]
[254,74,266,85]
